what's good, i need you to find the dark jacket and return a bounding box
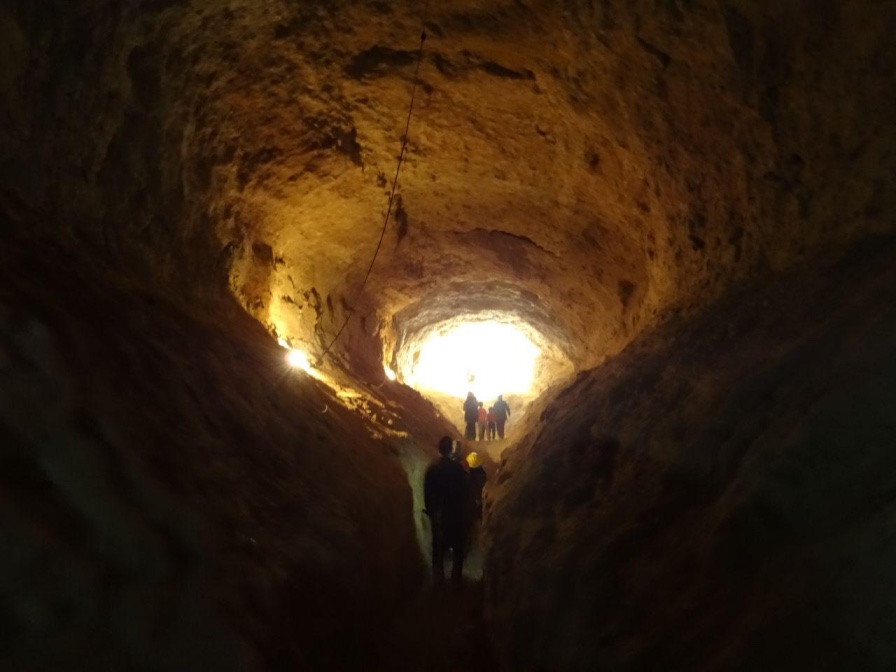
[463,395,479,423]
[424,456,470,529]
[493,399,511,420]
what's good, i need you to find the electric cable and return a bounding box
[315,16,428,367]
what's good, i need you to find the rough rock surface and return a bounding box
[1,0,896,670]
[4,1,894,375]
[0,245,450,670]
[486,239,896,671]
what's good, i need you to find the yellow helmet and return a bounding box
[466,452,481,468]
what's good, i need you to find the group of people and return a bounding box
[422,437,488,584]
[462,392,511,441]
[422,393,512,583]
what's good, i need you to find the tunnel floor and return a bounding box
[377,581,497,671]
[375,435,506,670]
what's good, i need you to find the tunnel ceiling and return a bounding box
[3,0,894,379]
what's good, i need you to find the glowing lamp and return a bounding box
[286,349,311,372]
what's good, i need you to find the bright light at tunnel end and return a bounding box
[408,322,540,399]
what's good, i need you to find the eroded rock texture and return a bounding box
[486,242,896,670]
[5,1,893,373]
[0,246,444,670]
[1,0,895,670]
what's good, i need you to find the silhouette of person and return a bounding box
[487,406,497,440]
[424,436,471,583]
[466,451,488,520]
[477,401,488,441]
[493,394,511,439]
[462,392,478,441]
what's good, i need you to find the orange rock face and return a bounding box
[6,2,893,374]
[1,0,895,669]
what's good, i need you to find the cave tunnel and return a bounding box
[2,1,896,670]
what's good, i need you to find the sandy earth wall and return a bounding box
[2,1,896,669]
[485,237,896,671]
[0,245,431,671]
[0,5,457,669]
[5,1,893,376]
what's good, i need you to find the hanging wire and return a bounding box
[315,14,429,367]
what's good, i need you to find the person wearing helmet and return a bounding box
[465,451,488,520]
[423,436,471,583]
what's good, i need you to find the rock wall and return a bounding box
[6,1,892,377]
[2,0,896,669]
[1,1,216,295]
[485,237,896,671]
[0,244,430,671]
[1,5,465,669]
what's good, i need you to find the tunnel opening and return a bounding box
[404,321,540,399]
[383,283,579,440]
[392,313,574,437]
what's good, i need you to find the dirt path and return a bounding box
[374,437,507,671]
[378,580,497,672]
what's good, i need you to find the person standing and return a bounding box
[477,402,488,441]
[487,406,497,440]
[424,436,471,583]
[493,394,511,439]
[466,452,488,520]
[462,392,479,441]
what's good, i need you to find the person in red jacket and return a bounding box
[487,406,497,440]
[476,402,488,441]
